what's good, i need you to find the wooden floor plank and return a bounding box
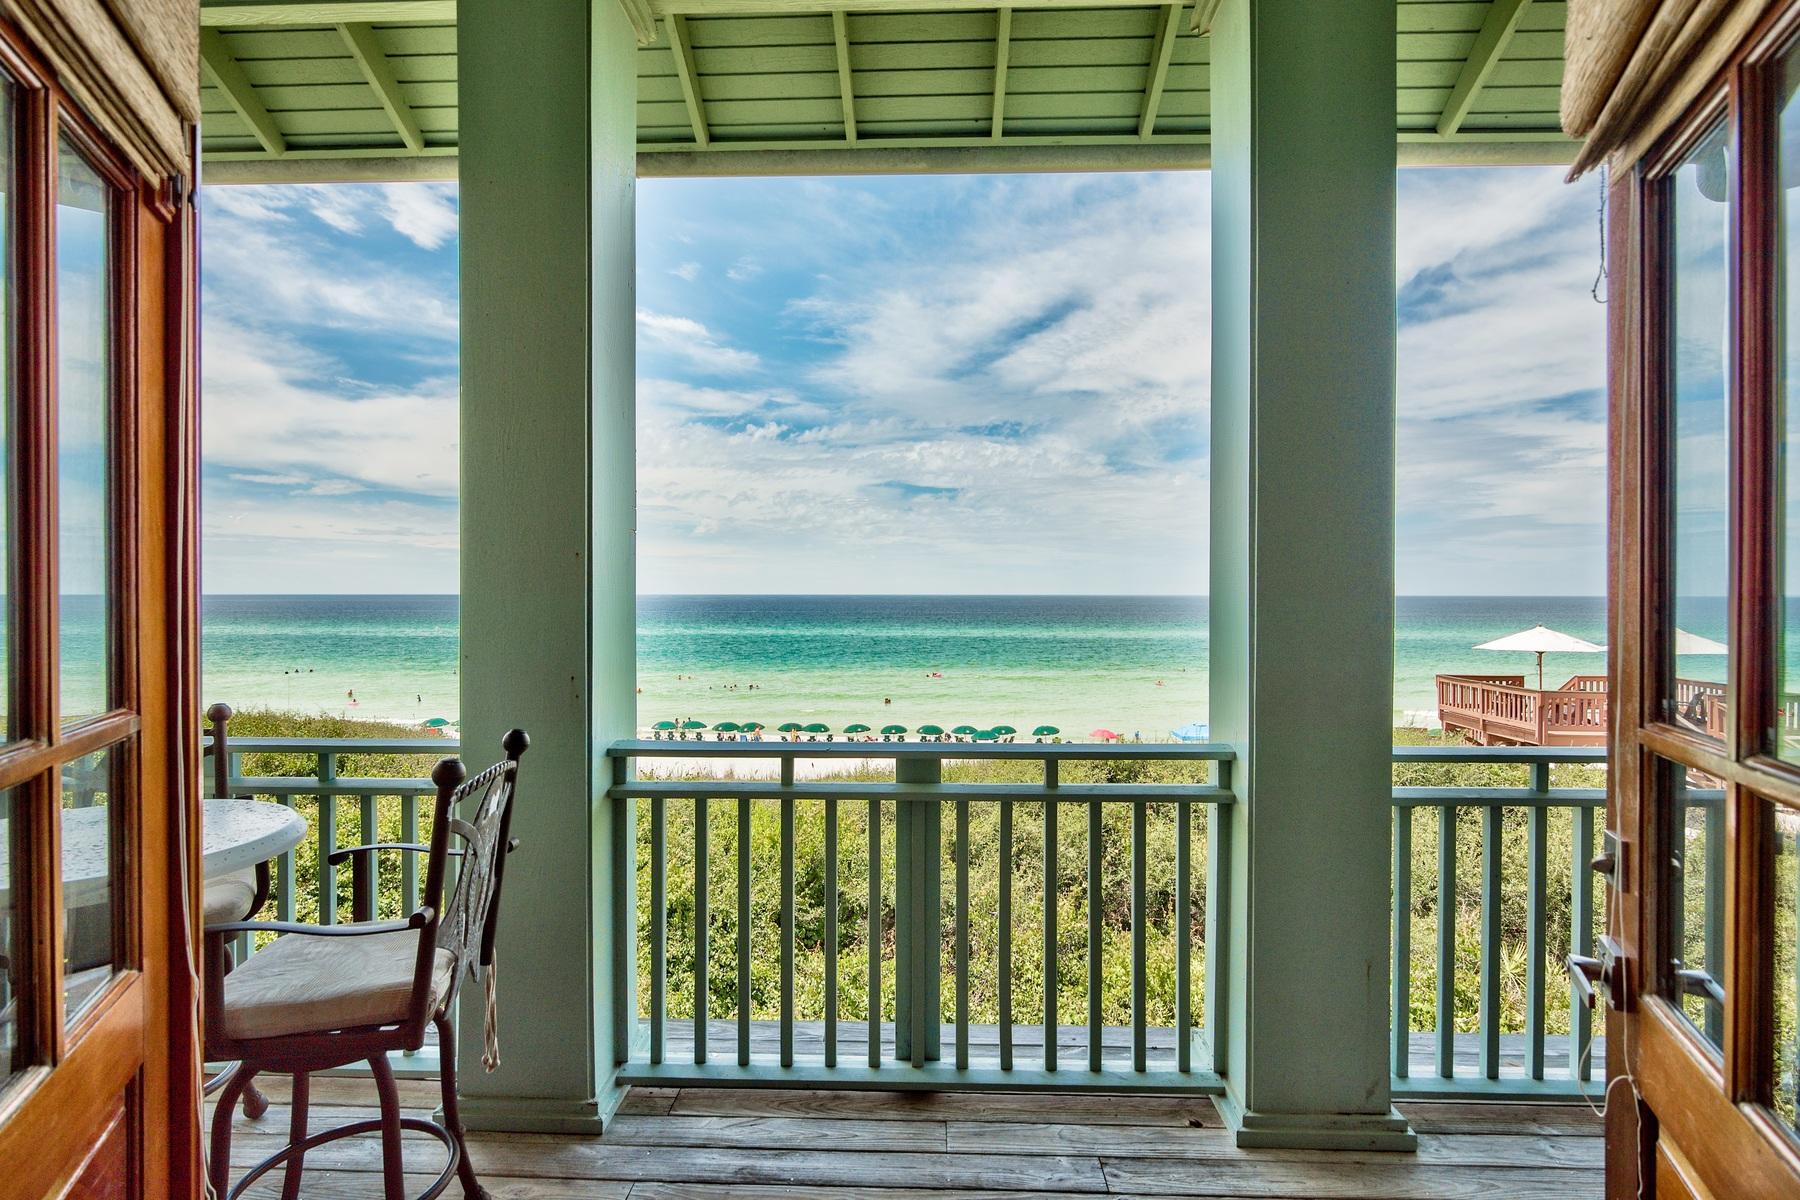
[1100,1157,1602,1199]
[669,1086,1220,1126]
[1397,1100,1604,1136]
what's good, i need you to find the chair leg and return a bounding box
[435,1011,487,1200]
[208,1063,256,1199]
[369,1054,407,1200]
[278,1072,308,1200]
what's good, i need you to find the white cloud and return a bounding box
[637,309,761,374]
[672,261,701,282]
[380,183,458,250]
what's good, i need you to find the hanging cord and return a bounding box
[481,958,502,1072]
[1592,165,1610,304]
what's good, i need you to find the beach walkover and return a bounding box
[1436,672,1738,747]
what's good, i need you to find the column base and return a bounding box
[1216,1091,1417,1152]
[454,1081,627,1135]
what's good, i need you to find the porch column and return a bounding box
[1208,0,1413,1150]
[456,0,638,1133]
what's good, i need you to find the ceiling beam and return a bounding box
[1436,0,1532,136]
[832,10,857,143]
[1138,3,1181,139]
[200,27,287,155]
[337,22,424,151]
[991,7,1011,139]
[617,0,659,45]
[1190,0,1221,35]
[200,0,453,25]
[666,14,711,147]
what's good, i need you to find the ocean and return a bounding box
[193,594,1667,736]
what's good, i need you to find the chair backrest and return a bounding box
[418,729,528,1002]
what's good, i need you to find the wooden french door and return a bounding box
[1611,4,1800,1198]
[0,13,199,1200]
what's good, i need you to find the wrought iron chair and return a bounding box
[199,703,275,1119]
[203,729,528,1200]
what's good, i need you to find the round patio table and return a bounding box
[0,798,306,903]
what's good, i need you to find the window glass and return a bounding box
[0,787,22,1092]
[1774,804,1800,1133]
[61,746,118,1022]
[0,79,11,742]
[1662,756,1727,1050]
[54,137,109,726]
[1781,53,1800,757]
[1667,121,1732,741]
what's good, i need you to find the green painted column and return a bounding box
[1208,0,1414,1151]
[456,0,638,1134]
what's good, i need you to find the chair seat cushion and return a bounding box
[221,925,456,1042]
[202,870,258,926]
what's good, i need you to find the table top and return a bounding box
[0,798,306,905]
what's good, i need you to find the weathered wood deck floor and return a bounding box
[218,1074,1604,1199]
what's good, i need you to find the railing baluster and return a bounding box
[737,796,752,1067]
[401,794,419,913]
[1392,805,1411,1080]
[694,794,708,1066]
[999,796,1013,1072]
[1176,796,1191,1074]
[355,791,378,922]
[1479,804,1502,1081]
[955,798,969,1071]
[825,796,838,1070]
[780,794,795,1069]
[1087,797,1102,1073]
[651,794,666,1067]
[1044,794,1058,1072]
[1526,764,1549,1081]
[1436,804,1455,1079]
[1703,793,1726,1048]
[868,795,880,1069]
[1571,801,1594,1082]
[318,751,338,927]
[1206,778,1230,1078]
[277,797,297,924]
[1131,799,1147,1074]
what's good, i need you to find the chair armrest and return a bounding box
[325,841,462,867]
[204,910,433,939]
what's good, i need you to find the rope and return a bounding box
[482,957,502,1072]
[1592,165,1609,304]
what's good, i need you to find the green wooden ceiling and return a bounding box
[196,0,1575,181]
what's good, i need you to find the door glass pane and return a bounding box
[0,787,23,1092]
[55,138,109,727]
[1666,122,1732,742]
[1781,53,1800,757]
[61,745,119,1022]
[0,78,12,742]
[1774,804,1800,1132]
[1662,755,1726,1050]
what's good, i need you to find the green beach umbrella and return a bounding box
[952,724,978,736]
[1032,725,1059,736]
[803,722,830,733]
[992,725,1017,736]
[740,721,765,731]
[713,721,741,732]
[652,720,678,731]
[973,730,998,742]
[918,724,945,736]
[845,723,871,734]
[681,720,708,730]
[423,717,451,728]
[779,722,803,732]
[881,724,907,735]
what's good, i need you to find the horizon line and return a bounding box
[198,591,1615,600]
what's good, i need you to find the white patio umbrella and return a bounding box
[1675,628,1729,656]
[1474,624,1607,690]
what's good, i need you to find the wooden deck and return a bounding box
[215,1073,1604,1199]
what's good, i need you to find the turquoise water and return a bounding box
[193,594,1651,736]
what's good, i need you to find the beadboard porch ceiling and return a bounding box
[196,0,1577,181]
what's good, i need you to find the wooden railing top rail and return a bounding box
[607,739,1236,761]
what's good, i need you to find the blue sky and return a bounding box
[199,166,1606,596]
